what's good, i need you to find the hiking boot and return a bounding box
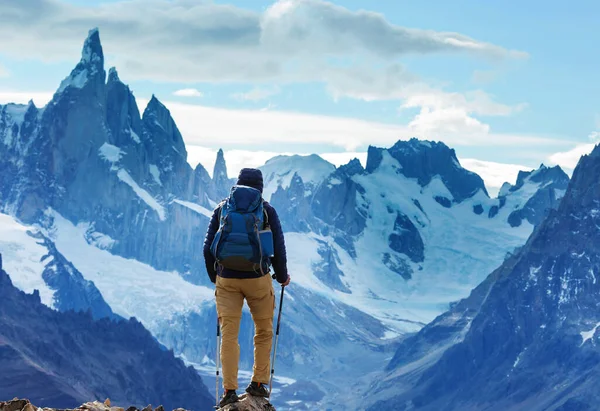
[246,381,270,397]
[219,390,239,407]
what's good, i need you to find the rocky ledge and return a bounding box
[0,399,185,411]
[1,397,277,411]
[217,394,275,411]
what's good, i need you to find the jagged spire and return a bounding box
[81,28,103,67]
[107,67,120,83]
[213,149,228,182]
[55,28,106,96]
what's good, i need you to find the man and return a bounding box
[204,168,291,407]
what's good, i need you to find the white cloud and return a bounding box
[548,144,595,171]
[137,98,567,152]
[0,0,525,90]
[547,130,600,170]
[232,86,280,102]
[173,88,203,97]
[459,158,532,197]
[0,91,54,107]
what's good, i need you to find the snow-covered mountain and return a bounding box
[0,253,213,410]
[364,145,600,411]
[0,29,573,409]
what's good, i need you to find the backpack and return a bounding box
[210,185,273,274]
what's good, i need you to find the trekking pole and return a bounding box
[269,285,286,398]
[216,317,221,408]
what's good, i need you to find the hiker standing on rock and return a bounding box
[204,168,291,408]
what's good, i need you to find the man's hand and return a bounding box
[282,275,291,287]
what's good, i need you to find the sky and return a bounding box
[0,0,598,195]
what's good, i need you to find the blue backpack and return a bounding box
[210,185,273,274]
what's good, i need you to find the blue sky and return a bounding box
[0,0,597,192]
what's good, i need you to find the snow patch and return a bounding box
[130,129,141,143]
[149,164,162,186]
[172,199,213,218]
[580,322,600,346]
[117,169,166,221]
[57,69,89,93]
[98,143,124,163]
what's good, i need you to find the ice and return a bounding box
[580,322,600,346]
[57,69,89,93]
[45,211,214,330]
[117,169,166,221]
[172,199,213,218]
[130,129,141,143]
[0,212,55,307]
[98,143,124,163]
[149,164,162,186]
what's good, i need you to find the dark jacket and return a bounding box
[203,200,289,284]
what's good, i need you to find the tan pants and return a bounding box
[216,274,275,390]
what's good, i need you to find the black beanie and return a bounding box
[236,168,264,193]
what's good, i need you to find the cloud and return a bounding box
[459,158,532,197]
[232,86,280,102]
[547,130,600,170]
[136,98,570,152]
[0,0,526,91]
[173,88,203,97]
[0,91,54,107]
[548,143,595,171]
[0,63,9,78]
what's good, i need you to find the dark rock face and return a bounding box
[270,173,313,233]
[0,256,213,410]
[311,159,367,237]
[366,139,488,202]
[367,145,600,410]
[313,240,351,293]
[388,212,424,263]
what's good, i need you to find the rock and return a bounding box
[22,404,36,411]
[217,394,275,411]
[154,407,163,411]
[141,406,152,411]
[0,399,29,411]
[103,400,110,408]
[125,407,138,411]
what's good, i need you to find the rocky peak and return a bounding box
[55,28,106,97]
[105,68,142,146]
[142,95,187,159]
[510,163,569,193]
[107,67,120,84]
[213,149,230,198]
[367,138,488,202]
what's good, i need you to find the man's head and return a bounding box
[236,168,264,193]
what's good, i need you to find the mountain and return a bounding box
[0,252,213,411]
[0,29,574,409]
[0,28,222,286]
[259,154,336,201]
[365,145,600,410]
